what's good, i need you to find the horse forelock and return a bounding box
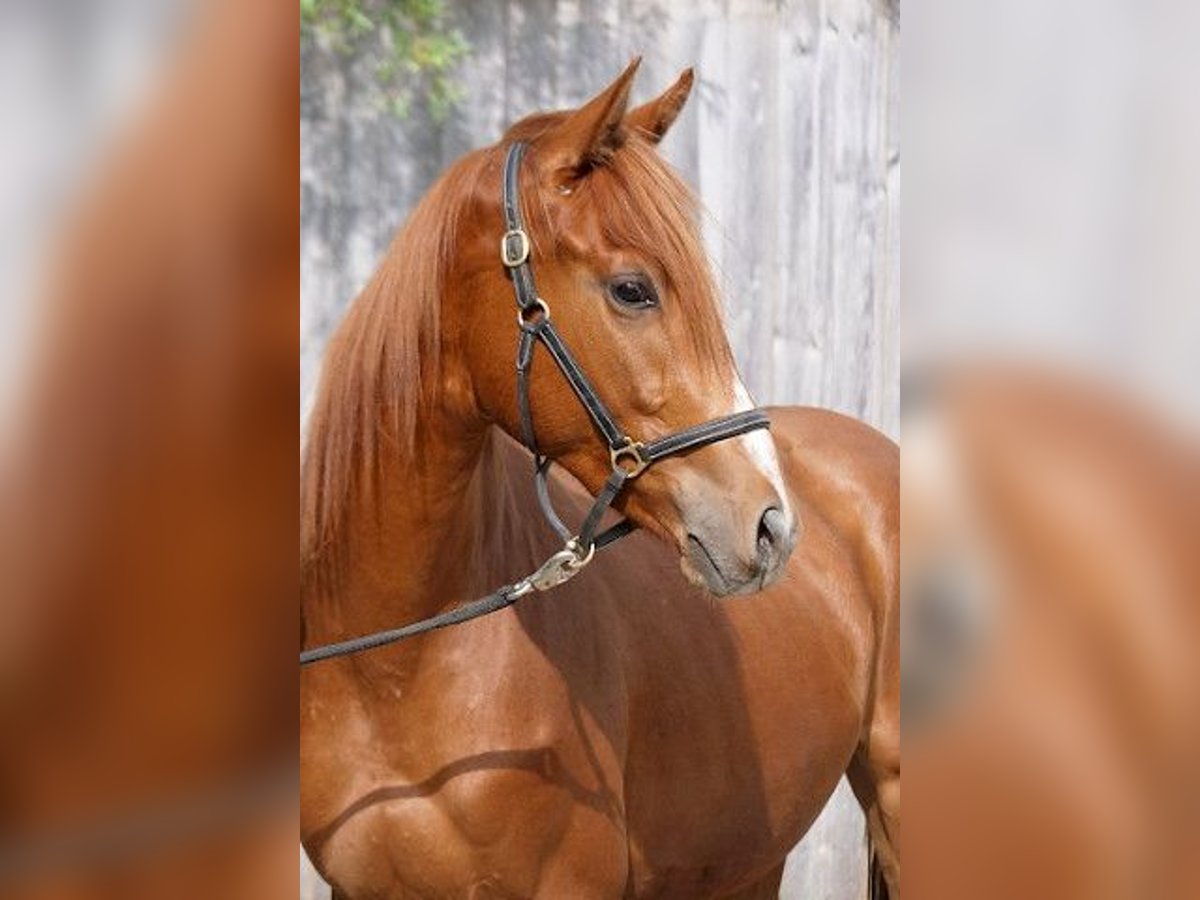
[511,127,733,379]
[571,138,732,376]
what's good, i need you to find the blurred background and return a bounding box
[0,0,185,418]
[300,1,899,897]
[905,0,1200,897]
[1,1,296,897]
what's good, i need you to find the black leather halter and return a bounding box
[299,143,769,665]
[503,141,769,575]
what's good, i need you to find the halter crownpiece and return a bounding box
[299,141,771,665]
[501,140,771,574]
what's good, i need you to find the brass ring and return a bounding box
[610,438,649,479]
[517,297,551,328]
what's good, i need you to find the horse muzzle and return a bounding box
[681,498,798,596]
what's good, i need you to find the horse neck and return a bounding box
[303,400,495,654]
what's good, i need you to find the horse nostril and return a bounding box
[757,506,786,561]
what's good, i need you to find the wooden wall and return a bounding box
[301,1,898,896]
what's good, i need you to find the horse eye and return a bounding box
[608,277,658,309]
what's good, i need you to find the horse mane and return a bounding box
[300,149,490,589]
[302,117,730,592]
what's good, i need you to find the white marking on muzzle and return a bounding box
[730,376,792,517]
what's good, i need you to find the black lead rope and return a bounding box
[300,142,770,666]
[301,586,522,666]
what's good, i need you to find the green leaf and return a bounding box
[301,0,469,120]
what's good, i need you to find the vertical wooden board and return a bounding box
[561,0,623,100]
[770,10,797,409]
[862,15,894,432]
[824,9,856,421]
[732,12,782,402]
[811,1,838,418]
[553,0,582,104]
[505,0,560,121]
[826,0,878,426]
[654,10,704,185]
[445,1,509,154]
[775,0,825,411]
[615,0,671,76]
[301,849,330,900]
[781,779,869,899]
[695,14,739,367]
[714,15,765,394]
[879,22,900,436]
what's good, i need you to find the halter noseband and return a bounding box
[299,142,770,665]
[501,141,770,588]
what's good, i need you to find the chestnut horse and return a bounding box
[301,61,899,899]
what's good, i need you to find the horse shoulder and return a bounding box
[769,404,899,715]
[768,405,898,585]
[769,407,901,882]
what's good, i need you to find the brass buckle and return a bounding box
[500,228,530,267]
[610,437,650,479]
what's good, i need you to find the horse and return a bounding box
[300,60,899,899]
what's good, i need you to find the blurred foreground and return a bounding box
[0,1,297,897]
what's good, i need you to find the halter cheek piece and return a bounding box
[503,141,770,578]
[300,143,770,665]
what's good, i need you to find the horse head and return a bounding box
[444,60,798,595]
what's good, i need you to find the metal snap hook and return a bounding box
[526,537,596,592]
[528,548,581,592]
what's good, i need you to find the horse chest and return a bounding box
[609,574,869,894]
[304,540,874,899]
[305,651,633,897]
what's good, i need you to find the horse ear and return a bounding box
[538,57,641,182]
[625,68,694,145]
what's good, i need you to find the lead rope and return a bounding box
[300,142,770,666]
